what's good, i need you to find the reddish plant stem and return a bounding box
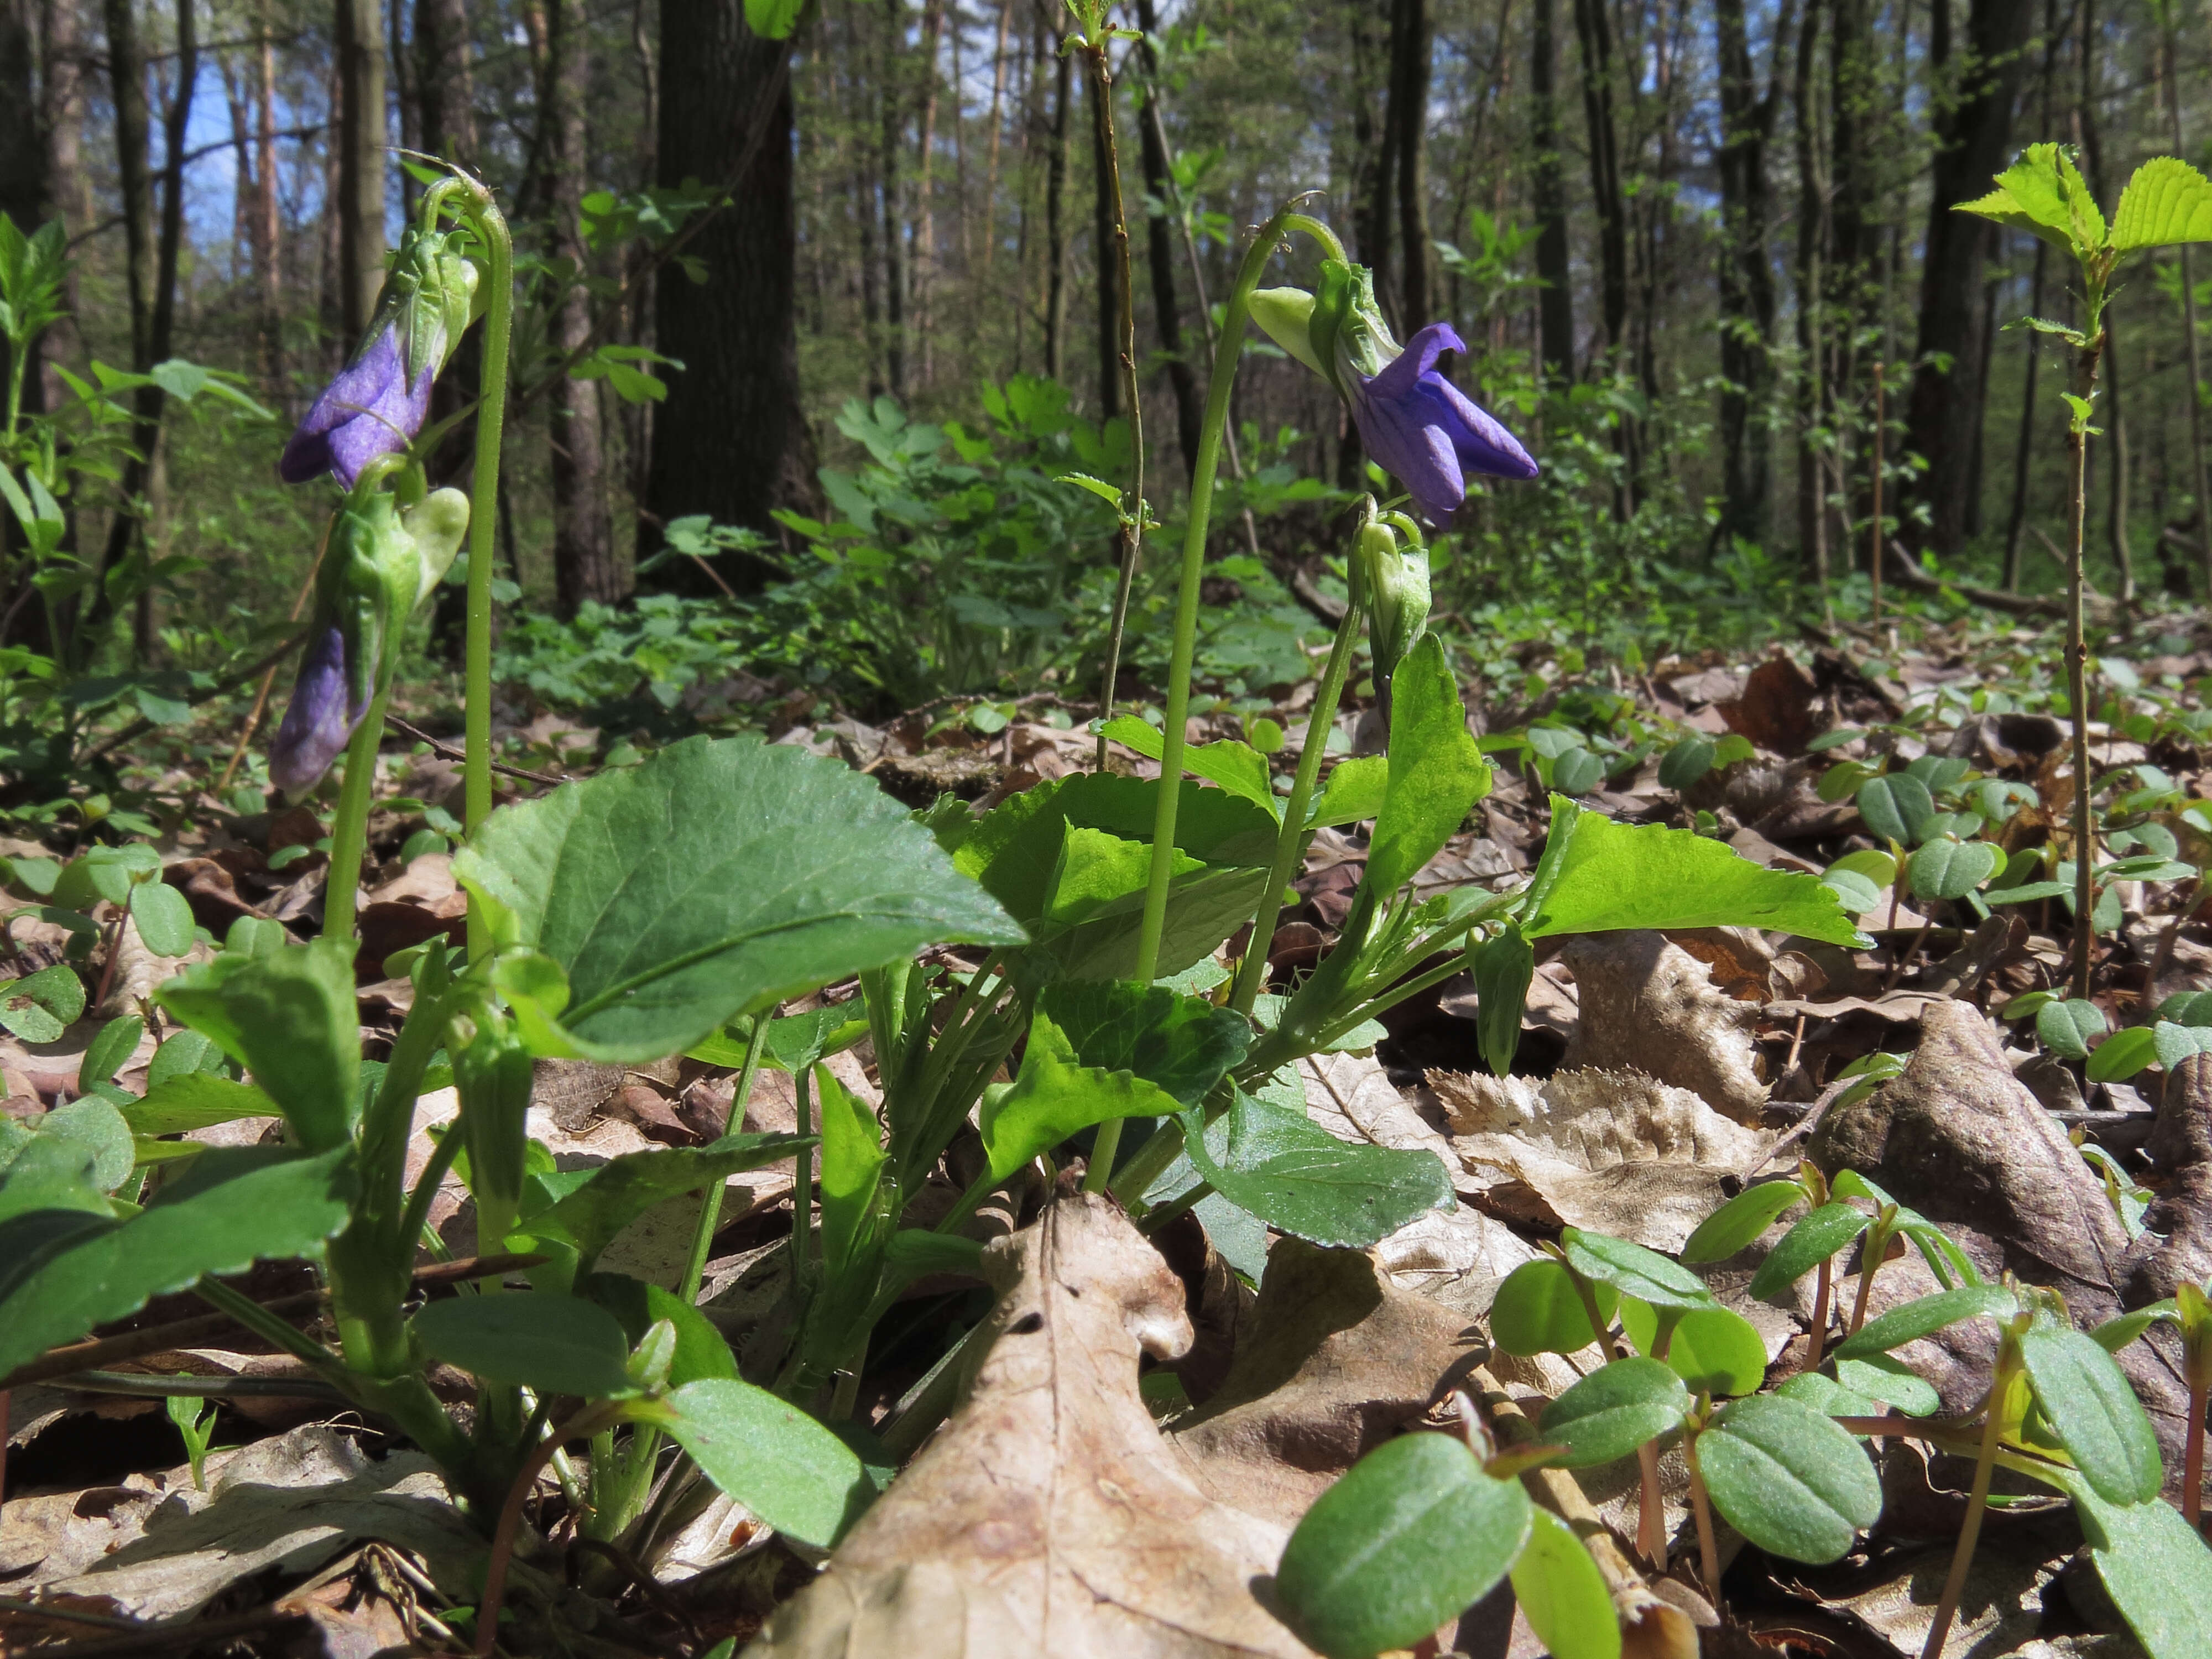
[2188,1374,2208,1533]
[1808,1258,1833,1370]
[474,1404,620,1657]
[1686,1431,1721,1599]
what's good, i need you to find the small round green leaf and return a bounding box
[2153,1022,2212,1071]
[1833,1284,2016,1361]
[1620,1300,1768,1397]
[129,879,197,958]
[1748,1203,1871,1301]
[1908,838,2000,902]
[1509,1505,1621,1659]
[1697,1394,1882,1564]
[1681,1180,1803,1265]
[2038,998,2107,1060]
[657,1378,869,1548]
[2019,1321,2164,1505]
[1553,748,1606,797]
[1276,1433,1532,1659]
[1857,774,1933,846]
[38,1099,135,1194]
[1562,1228,1714,1311]
[409,1290,636,1399]
[1491,1258,1620,1357]
[1,963,87,1044]
[1831,1353,1941,1416]
[2087,1026,2161,1084]
[1659,737,1715,792]
[1820,869,1883,914]
[79,1016,147,1092]
[1538,1357,1691,1468]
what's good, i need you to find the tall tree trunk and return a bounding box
[546,0,616,612]
[1792,0,1827,582]
[1899,0,2031,556]
[1352,0,1394,325]
[251,0,280,395]
[416,0,476,163]
[879,0,906,401]
[1713,0,1786,549]
[336,0,387,339]
[2000,0,2060,591]
[1133,0,1198,473]
[1389,0,1431,330]
[1569,0,1625,358]
[1041,17,1070,383]
[1529,0,1573,384]
[1089,58,1119,419]
[644,0,806,589]
[913,0,941,387]
[980,0,1013,280]
[2072,0,2131,604]
[2163,0,2211,591]
[0,0,40,259]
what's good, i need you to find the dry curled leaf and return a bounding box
[1559,932,1770,1121]
[749,1189,1310,1658]
[1433,1067,1771,1253]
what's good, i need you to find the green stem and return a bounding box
[1923,1345,2020,1659]
[1099,206,1343,1196]
[2065,307,2105,1003]
[320,682,392,943]
[793,1062,816,1280]
[1229,566,1366,1016]
[457,186,514,964]
[679,1011,773,1303]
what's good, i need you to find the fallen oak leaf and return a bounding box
[748,1187,1310,1658]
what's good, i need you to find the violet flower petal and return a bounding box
[277,328,434,488]
[1349,320,1535,526]
[268,624,368,795]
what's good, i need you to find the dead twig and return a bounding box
[382,712,568,788]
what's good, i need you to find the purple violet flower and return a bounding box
[278,326,435,489]
[1347,321,1536,529]
[268,623,367,795]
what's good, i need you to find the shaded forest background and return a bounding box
[2,0,2210,700]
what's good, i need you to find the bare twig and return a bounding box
[382,712,568,787]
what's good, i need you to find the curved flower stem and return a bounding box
[1685,1425,1721,1599]
[1090,205,1344,1197]
[455,184,514,965]
[474,1401,623,1657]
[321,681,393,943]
[1230,541,1368,1017]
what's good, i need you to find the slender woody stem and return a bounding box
[458,187,514,964]
[2065,307,2105,1002]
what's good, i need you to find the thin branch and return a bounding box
[383,712,568,787]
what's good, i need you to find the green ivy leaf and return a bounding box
[1508,1505,1621,1659]
[1620,1298,1768,1397]
[1749,1203,1871,1301]
[2110,156,2212,251]
[1520,800,1861,946]
[1562,1228,1715,1311]
[2019,1319,2164,1505]
[1180,1088,1453,1249]
[653,1379,870,1548]
[1696,1394,1881,1564]
[1833,1284,2016,1361]
[455,736,1024,1062]
[1681,1180,1804,1265]
[410,1290,637,1399]
[1490,1257,1619,1357]
[1275,1432,1531,1659]
[1538,1357,1691,1468]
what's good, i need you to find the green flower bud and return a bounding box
[373,223,480,387]
[401,488,470,608]
[1249,288,1327,378]
[627,1319,679,1393]
[1359,514,1431,687]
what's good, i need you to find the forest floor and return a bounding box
[4,607,2211,1659]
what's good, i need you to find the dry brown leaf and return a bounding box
[1559,933,1770,1121]
[749,1188,1310,1658]
[1433,1068,1771,1253]
[1170,1240,1481,1531]
[1298,1048,1456,1165]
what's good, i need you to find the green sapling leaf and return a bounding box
[1538,1357,1691,1467]
[654,1378,870,1548]
[410,1290,638,1399]
[2018,1318,2164,1505]
[1681,1180,1804,1265]
[1490,1257,1619,1357]
[1695,1394,1881,1564]
[1749,1203,1871,1301]
[1508,1505,1621,1659]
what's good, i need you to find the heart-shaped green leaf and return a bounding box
[1180,1091,1454,1249]
[1749,1203,1870,1300]
[1856,773,1934,846]
[1,963,86,1044]
[455,735,1025,1062]
[2038,998,2107,1060]
[410,1290,637,1399]
[1539,1356,1691,1468]
[1275,1432,1531,1659]
[1908,837,2000,902]
[2020,1320,2164,1504]
[1490,1257,1620,1357]
[1037,979,1250,1106]
[1696,1394,1881,1564]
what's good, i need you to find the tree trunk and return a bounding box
[1899,0,2031,556]
[913,0,941,387]
[1089,58,1119,420]
[1353,0,1394,325]
[1570,0,1625,358]
[1133,0,1198,474]
[643,0,806,589]
[879,0,907,401]
[545,0,617,612]
[1713,0,1785,550]
[1529,0,1573,384]
[980,0,1013,280]
[1,0,40,242]
[1041,19,1070,382]
[1792,0,1827,582]
[336,0,387,340]
[415,0,476,163]
[1389,0,1431,331]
